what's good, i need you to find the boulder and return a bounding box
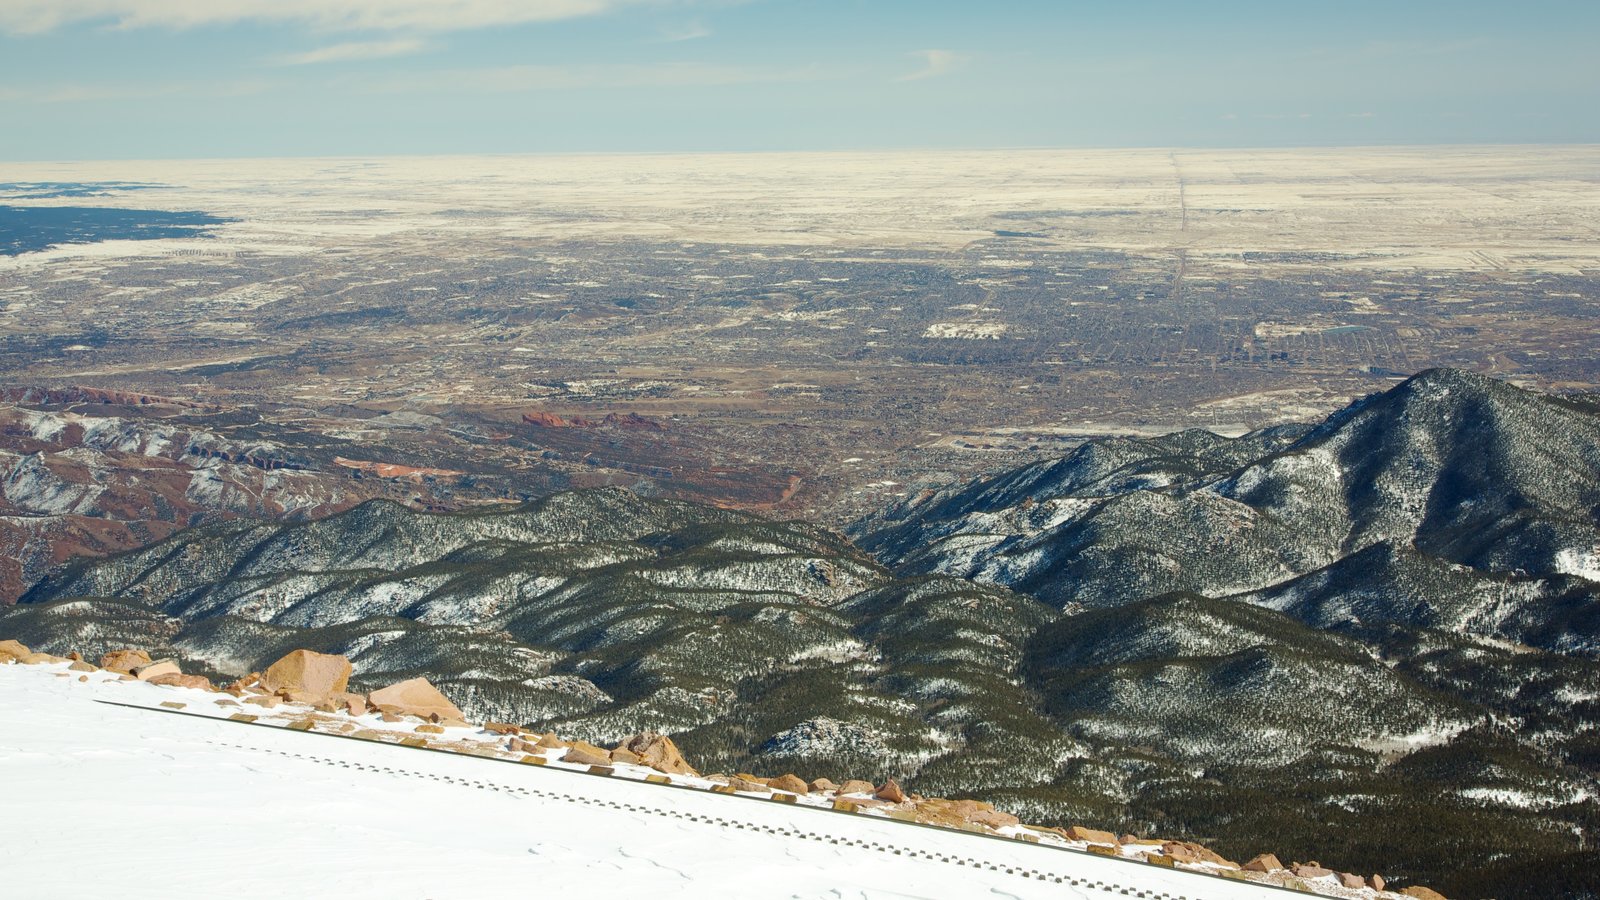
[1242,854,1284,873]
[244,695,281,709]
[535,732,568,750]
[368,677,464,722]
[133,660,181,682]
[0,639,30,661]
[1066,826,1121,846]
[809,778,840,793]
[20,652,67,665]
[914,799,1019,830]
[1166,845,1196,864]
[1181,842,1236,868]
[416,724,445,735]
[68,660,97,673]
[609,747,642,765]
[616,732,697,776]
[339,693,367,717]
[1400,888,1448,900]
[1339,873,1365,889]
[260,650,352,705]
[224,673,262,696]
[1368,875,1387,891]
[100,649,152,674]
[728,776,771,794]
[484,721,521,735]
[768,774,809,794]
[874,779,906,803]
[561,743,613,767]
[964,806,1019,829]
[1290,864,1334,879]
[148,673,214,691]
[838,779,876,796]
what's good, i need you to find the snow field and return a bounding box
[2,661,1301,899]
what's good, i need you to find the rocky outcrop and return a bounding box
[913,799,1019,830]
[728,775,771,794]
[0,638,29,661]
[19,651,67,665]
[1400,888,1448,900]
[614,732,697,776]
[769,774,809,795]
[1064,826,1120,846]
[133,659,181,682]
[1162,841,1236,868]
[148,672,214,691]
[260,650,352,705]
[100,649,152,674]
[368,677,465,723]
[1242,853,1284,872]
[561,742,614,767]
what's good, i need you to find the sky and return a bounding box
[1,0,1597,161]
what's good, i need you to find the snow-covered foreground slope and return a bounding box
[0,662,1303,900]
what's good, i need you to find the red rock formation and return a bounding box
[522,411,581,427]
[333,457,464,482]
[0,386,215,410]
[601,412,665,430]
[522,410,664,430]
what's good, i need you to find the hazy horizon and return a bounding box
[7,141,1600,167]
[2,0,1597,162]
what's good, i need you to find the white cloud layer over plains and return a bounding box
[0,0,653,35]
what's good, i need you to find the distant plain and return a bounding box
[1,146,1597,520]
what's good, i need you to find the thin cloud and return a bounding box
[371,61,824,93]
[0,78,274,103]
[276,38,427,66]
[655,22,711,43]
[0,1,658,35]
[1360,37,1489,58]
[897,49,965,82]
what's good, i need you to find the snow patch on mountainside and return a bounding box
[1554,547,1600,582]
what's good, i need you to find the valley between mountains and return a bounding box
[6,368,1600,899]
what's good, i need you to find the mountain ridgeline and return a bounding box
[8,369,1600,899]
